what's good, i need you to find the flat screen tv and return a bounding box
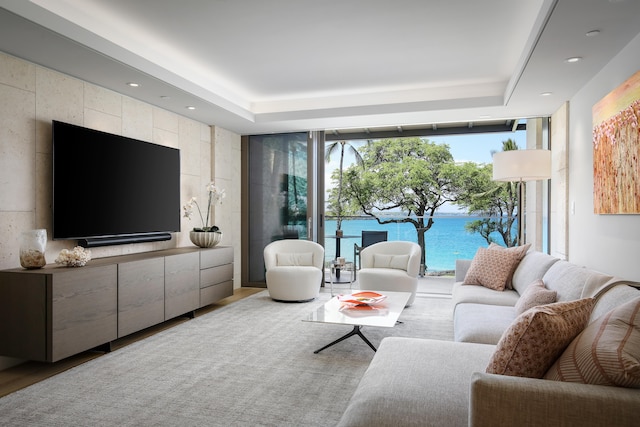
[52,121,181,247]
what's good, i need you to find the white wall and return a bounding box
[550,103,569,260]
[567,33,640,281]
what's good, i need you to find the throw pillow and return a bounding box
[373,254,392,268]
[276,252,313,266]
[486,298,595,378]
[544,297,640,388]
[373,254,409,270]
[514,279,557,315]
[389,254,409,270]
[489,243,531,289]
[463,247,522,291]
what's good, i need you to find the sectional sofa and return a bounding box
[337,249,640,426]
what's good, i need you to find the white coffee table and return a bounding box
[303,290,411,353]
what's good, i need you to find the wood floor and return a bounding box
[0,287,264,398]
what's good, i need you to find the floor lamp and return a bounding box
[492,149,551,246]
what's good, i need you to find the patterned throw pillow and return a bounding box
[514,279,557,315]
[486,298,594,378]
[544,297,640,388]
[463,247,522,291]
[488,243,531,289]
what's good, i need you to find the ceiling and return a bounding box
[1,0,639,136]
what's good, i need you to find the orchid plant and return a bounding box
[183,181,226,232]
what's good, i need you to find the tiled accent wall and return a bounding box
[0,51,241,370]
[213,126,242,285]
[0,50,241,276]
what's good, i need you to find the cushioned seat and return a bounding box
[357,241,421,306]
[263,239,324,302]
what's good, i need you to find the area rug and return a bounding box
[0,290,453,426]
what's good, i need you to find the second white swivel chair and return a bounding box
[357,241,421,306]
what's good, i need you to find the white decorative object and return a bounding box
[183,181,225,233]
[55,246,92,267]
[20,229,47,269]
[189,230,223,248]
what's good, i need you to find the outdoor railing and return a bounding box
[323,214,517,273]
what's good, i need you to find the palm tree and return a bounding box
[325,140,364,231]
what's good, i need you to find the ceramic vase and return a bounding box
[189,230,222,248]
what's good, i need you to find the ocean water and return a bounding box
[325,217,514,272]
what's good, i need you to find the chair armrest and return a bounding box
[455,259,472,282]
[470,372,640,427]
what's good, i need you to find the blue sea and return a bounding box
[325,217,513,272]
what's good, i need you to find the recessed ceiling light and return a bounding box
[540,92,553,96]
[126,82,140,87]
[586,30,601,37]
[186,106,196,110]
[565,57,582,63]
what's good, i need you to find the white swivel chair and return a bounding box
[357,241,421,306]
[263,239,325,302]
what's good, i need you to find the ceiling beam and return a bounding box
[325,122,526,141]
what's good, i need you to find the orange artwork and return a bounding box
[592,70,640,214]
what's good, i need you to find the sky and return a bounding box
[324,130,527,213]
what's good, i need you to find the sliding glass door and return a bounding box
[242,132,324,286]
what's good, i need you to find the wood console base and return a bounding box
[0,246,233,362]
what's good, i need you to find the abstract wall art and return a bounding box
[592,70,640,214]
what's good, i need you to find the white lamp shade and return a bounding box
[492,149,551,182]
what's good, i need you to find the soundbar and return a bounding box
[78,233,172,248]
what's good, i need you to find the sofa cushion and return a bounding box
[489,243,531,289]
[463,247,522,291]
[590,283,640,323]
[544,297,640,388]
[452,281,520,307]
[454,303,517,344]
[542,261,611,302]
[514,279,557,314]
[581,274,621,299]
[486,298,594,378]
[337,337,496,427]
[511,251,559,295]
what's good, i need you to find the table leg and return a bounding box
[313,325,377,354]
[335,236,341,278]
[330,265,334,296]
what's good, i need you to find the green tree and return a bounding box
[341,137,479,274]
[455,139,519,247]
[325,140,364,231]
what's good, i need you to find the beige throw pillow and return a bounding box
[515,279,557,315]
[463,247,522,291]
[489,243,531,289]
[373,254,409,270]
[276,252,313,266]
[486,298,594,378]
[544,297,640,388]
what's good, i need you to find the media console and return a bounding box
[0,246,234,363]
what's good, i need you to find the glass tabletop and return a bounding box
[303,290,410,328]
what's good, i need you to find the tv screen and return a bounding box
[52,121,180,246]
